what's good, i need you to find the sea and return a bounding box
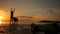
[0,20,60,34]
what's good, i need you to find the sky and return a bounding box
[0,0,60,21]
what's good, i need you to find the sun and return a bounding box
[0,16,3,19]
[0,20,2,25]
[0,16,3,25]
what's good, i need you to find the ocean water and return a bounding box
[0,21,45,34]
[0,20,60,34]
[0,24,60,34]
[1,20,53,25]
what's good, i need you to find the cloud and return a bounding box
[31,8,60,15]
[27,8,60,20]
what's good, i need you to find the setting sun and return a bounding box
[0,16,3,25]
[0,20,2,25]
[0,10,10,24]
[0,16,3,19]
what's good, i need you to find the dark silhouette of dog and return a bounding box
[13,17,18,22]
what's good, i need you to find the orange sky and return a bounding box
[0,9,59,21]
[0,0,60,24]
